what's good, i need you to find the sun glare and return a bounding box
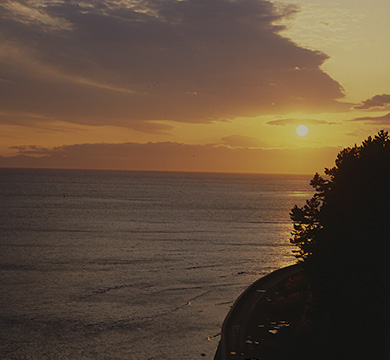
[296,125,308,137]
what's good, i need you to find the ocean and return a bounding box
[0,168,312,360]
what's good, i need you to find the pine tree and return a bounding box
[290,130,390,358]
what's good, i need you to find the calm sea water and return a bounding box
[0,169,312,360]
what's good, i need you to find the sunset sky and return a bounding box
[1,0,390,174]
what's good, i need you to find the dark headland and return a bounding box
[214,264,310,360]
[215,131,390,360]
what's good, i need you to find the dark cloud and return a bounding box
[9,145,51,155]
[354,94,390,110]
[266,118,338,126]
[0,0,346,130]
[0,141,340,174]
[350,113,390,124]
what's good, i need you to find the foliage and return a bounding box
[289,130,390,358]
[290,130,390,265]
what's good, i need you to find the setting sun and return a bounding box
[1,0,390,175]
[296,125,309,137]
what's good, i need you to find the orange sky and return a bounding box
[1,0,390,174]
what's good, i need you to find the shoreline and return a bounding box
[215,263,305,360]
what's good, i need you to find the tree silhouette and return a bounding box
[290,130,390,358]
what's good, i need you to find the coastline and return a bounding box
[215,263,306,360]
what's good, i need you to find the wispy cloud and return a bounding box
[220,135,266,148]
[350,113,390,124]
[354,94,390,110]
[2,0,73,31]
[280,1,364,51]
[266,118,338,126]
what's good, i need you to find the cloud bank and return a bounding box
[0,0,346,131]
[0,141,340,175]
